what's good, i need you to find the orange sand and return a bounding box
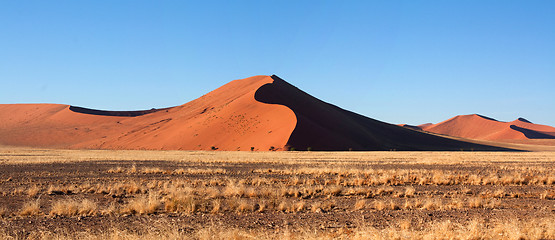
[0,76,296,151]
[422,114,555,141]
[0,76,517,151]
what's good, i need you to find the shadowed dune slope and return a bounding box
[422,114,555,141]
[397,124,423,131]
[255,75,513,151]
[0,76,296,150]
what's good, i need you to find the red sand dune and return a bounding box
[0,75,516,151]
[0,76,295,151]
[421,114,555,141]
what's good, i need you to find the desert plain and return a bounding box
[0,147,553,239]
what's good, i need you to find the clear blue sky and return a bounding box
[1,1,554,126]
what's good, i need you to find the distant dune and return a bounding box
[0,75,517,151]
[397,124,423,131]
[421,114,555,141]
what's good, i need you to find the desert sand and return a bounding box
[0,76,295,151]
[0,75,519,151]
[421,114,555,141]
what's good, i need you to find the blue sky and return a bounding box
[1,1,554,125]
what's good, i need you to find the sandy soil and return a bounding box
[0,149,553,238]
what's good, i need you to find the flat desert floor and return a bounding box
[0,148,553,239]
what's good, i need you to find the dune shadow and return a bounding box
[255,75,518,151]
[69,106,172,117]
[476,114,499,122]
[510,125,555,139]
[517,117,532,123]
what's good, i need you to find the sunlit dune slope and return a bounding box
[0,76,296,150]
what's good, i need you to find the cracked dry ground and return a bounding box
[0,149,553,239]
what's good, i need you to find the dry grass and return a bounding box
[1,148,553,239]
[27,185,41,197]
[404,186,415,197]
[0,218,552,240]
[120,193,161,215]
[3,148,554,166]
[354,199,366,210]
[20,199,41,216]
[0,207,8,217]
[50,198,98,216]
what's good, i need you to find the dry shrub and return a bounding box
[50,199,78,216]
[324,185,343,196]
[203,187,221,199]
[321,200,336,212]
[47,185,72,195]
[244,187,257,198]
[211,199,221,213]
[388,200,400,210]
[164,193,198,213]
[403,199,423,210]
[399,219,411,230]
[110,181,143,196]
[354,199,367,210]
[121,193,161,215]
[0,207,8,217]
[236,199,253,213]
[372,200,399,210]
[467,174,482,185]
[493,188,506,198]
[174,168,186,174]
[256,201,267,213]
[142,167,171,174]
[482,174,500,185]
[461,187,472,195]
[311,202,322,213]
[540,189,555,200]
[421,198,442,210]
[50,198,98,216]
[257,187,274,198]
[277,200,290,212]
[373,200,386,211]
[466,197,498,209]
[101,202,118,215]
[448,198,465,210]
[289,176,301,186]
[186,168,227,175]
[128,165,137,173]
[375,186,394,196]
[294,201,306,212]
[467,197,483,208]
[20,199,41,216]
[107,167,124,173]
[79,199,98,216]
[223,180,245,197]
[27,185,41,197]
[432,171,453,185]
[404,186,415,197]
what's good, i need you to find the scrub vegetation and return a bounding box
[0,147,553,239]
